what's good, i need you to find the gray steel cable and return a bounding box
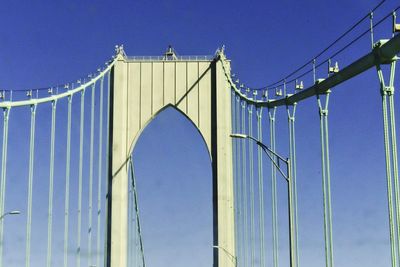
[248,103,256,267]
[317,94,334,267]
[269,107,279,267]
[387,61,400,263]
[46,100,57,267]
[104,71,111,265]
[0,107,10,267]
[377,64,398,267]
[256,106,266,267]
[88,83,96,266]
[97,77,105,267]
[77,89,86,267]
[25,104,36,267]
[231,91,239,263]
[259,0,387,90]
[64,96,72,267]
[128,177,133,267]
[235,95,243,266]
[287,104,299,267]
[129,158,146,267]
[241,100,249,266]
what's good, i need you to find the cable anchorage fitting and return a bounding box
[295,79,304,90]
[382,85,395,95]
[319,108,329,117]
[275,87,282,96]
[252,90,257,101]
[328,61,339,74]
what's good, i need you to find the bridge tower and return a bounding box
[108,46,235,267]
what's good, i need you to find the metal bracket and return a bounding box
[317,91,330,117]
[295,80,304,90]
[382,85,395,95]
[328,61,339,74]
[376,62,396,96]
[319,109,329,117]
[275,87,282,96]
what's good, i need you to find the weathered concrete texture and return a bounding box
[110,54,235,267]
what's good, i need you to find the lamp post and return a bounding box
[230,133,297,267]
[0,210,20,220]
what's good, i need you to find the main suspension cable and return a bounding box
[256,0,388,90]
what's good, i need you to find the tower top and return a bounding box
[163,45,178,60]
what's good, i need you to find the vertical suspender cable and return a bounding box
[97,77,105,267]
[46,100,57,267]
[318,94,329,267]
[127,171,132,267]
[231,91,239,262]
[26,104,36,267]
[257,106,266,267]
[104,71,111,265]
[129,158,146,267]
[269,107,279,267]
[64,96,72,267]
[88,83,96,266]
[0,107,10,267]
[77,89,86,267]
[287,103,299,267]
[248,103,256,267]
[241,100,249,267]
[235,96,243,267]
[387,61,400,263]
[317,93,334,267]
[292,108,300,266]
[324,97,334,267]
[377,64,398,267]
[134,209,138,267]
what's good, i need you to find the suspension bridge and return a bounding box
[0,2,400,267]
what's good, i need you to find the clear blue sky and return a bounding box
[0,0,399,267]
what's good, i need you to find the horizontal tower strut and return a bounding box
[223,33,400,108]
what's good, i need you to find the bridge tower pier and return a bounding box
[108,48,236,267]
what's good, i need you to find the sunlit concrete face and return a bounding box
[111,53,235,267]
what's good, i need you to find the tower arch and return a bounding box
[109,49,234,267]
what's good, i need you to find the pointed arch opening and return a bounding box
[129,105,213,267]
